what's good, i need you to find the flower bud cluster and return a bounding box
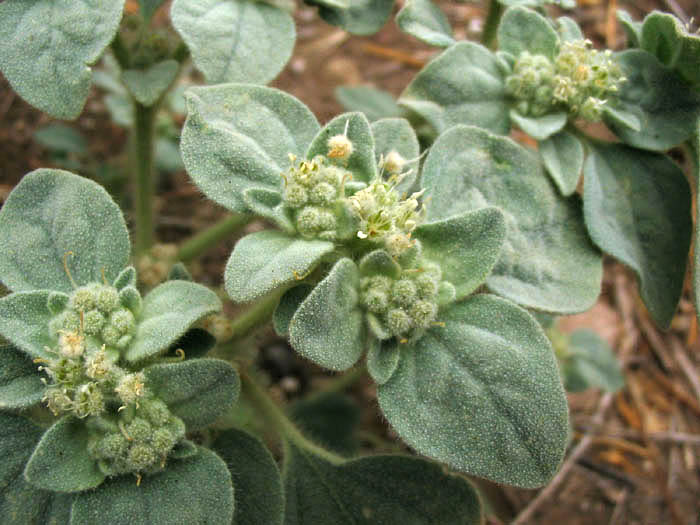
[282,154,350,241]
[87,398,185,476]
[506,40,625,121]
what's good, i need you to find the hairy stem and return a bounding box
[132,102,157,255]
[228,288,287,342]
[481,0,504,49]
[176,214,252,263]
[241,371,344,464]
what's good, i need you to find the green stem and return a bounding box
[132,102,157,255]
[176,214,252,262]
[110,34,130,69]
[316,363,367,396]
[481,0,504,49]
[228,288,287,342]
[241,372,344,464]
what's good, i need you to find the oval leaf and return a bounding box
[126,281,222,362]
[144,358,240,430]
[396,0,455,47]
[509,110,567,141]
[583,143,691,329]
[181,84,319,213]
[289,259,364,371]
[0,344,45,409]
[0,291,54,360]
[539,129,584,196]
[312,0,394,35]
[378,294,569,488]
[70,448,234,525]
[366,338,400,385]
[0,169,130,293]
[171,0,295,85]
[122,60,179,107]
[0,0,126,119]
[422,125,602,313]
[273,284,313,337]
[497,6,559,60]
[335,86,402,122]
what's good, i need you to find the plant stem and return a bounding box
[228,288,287,342]
[110,34,130,69]
[481,0,504,49]
[132,102,157,255]
[241,371,345,464]
[317,363,367,396]
[176,214,252,262]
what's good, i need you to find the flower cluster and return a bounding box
[506,40,625,121]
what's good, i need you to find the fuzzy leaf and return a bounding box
[556,16,584,42]
[306,112,377,183]
[225,231,334,303]
[242,188,295,233]
[122,60,179,107]
[583,143,691,329]
[602,105,641,132]
[371,118,420,192]
[113,266,137,291]
[0,344,45,409]
[358,250,402,279]
[70,448,234,525]
[497,6,559,60]
[366,338,400,385]
[283,441,483,524]
[563,329,625,393]
[171,0,295,85]
[290,393,361,456]
[0,0,125,119]
[422,125,602,313]
[396,0,455,47]
[126,281,222,362]
[289,259,364,371]
[617,10,642,47]
[335,86,402,122]
[144,358,240,430]
[24,416,105,492]
[607,50,700,151]
[539,129,584,196]
[0,169,130,293]
[378,294,569,488]
[509,110,567,140]
[273,285,313,337]
[415,207,506,301]
[399,42,510,135]
[164,328,217,360]
[310,0,394,35]
[34,124,88,154]
[0,291,54,360]
[212,428,284,525]
[181,84,319,213]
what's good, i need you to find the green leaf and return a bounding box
[583,143,691,329]
[70,448,234,525]
[25,416,105,492]
[335,86,403,122]
[290,392,361,456]
[607,50,700,151]
[306,112,377,184]
[310,0,394,35]
[144,358,240,430]
[122,60,179,107]
[357,250,402,279]
[105,93,134,127]
[378,294,569,488]
[0,0,125,119]
[556,16,584,43]
[167,262,193,282]
[211,428,284,525]
[617,10,642,48]
[164,328,217,360]
[399,42,510,135]
[225,231,334,303]
[640,11,700,89]
[415,207,506,301]
[602,105,641,132]
[396,0,455,48]
[113,266,137,290]
[242,188,295,234]
[289,259,364,371]
[422,125,602,313]
[0,344,45,409]
[563,329,625,393]
[0,291,53,360]
[497,6,559,60]
[366,338,400,385]
[509,110,567,140]
[539,129,584,196]
[34,124,88,154]
[0,169,130,293]
[171,0,295,85]
[273,285,313,336]
[181,84,319,213]
[283,441,483,524]
[126,281,222,362]
[371,118,420,192]
[155,138,185,173]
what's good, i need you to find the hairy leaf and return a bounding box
[171,0,295,85]
[122,60,179,107]
[310,0,394,35]
[422,125,602,313]
[0,169,130,293]
[181,84,319,213]
[498,6,559,60]
[396,0,455,47]
[371,118,420,192]
[0,345,45,409]
[34,124,87,154]
[366,338,400,385]
[71,448,234,525]
[242,188,295,234]
[617,10,642,47]
[273,285,313,337]
[335,86,402,122]
[144,358,240,430]
[0,291,54,360]
[378,294,569,488]
[583,143,691,328]
[562,329,625,393]
[539,129,584,196]
[556,16,584,43]
[0,0,125,118]
[509,110,567,141]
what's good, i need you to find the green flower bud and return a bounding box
[49,310,81,338]
[96,433,130,460]
[82,309,106,336]
[115,334,133,350]
[284,183,308,208]
[387,308,413,337]
[409,300,438,329]
[109,309,136,335]
[151,428,177,455]
[127,443,158,472]
[101,324,121,347]
[296,206,336,236]
[360,275,392,294]
[391,279,418,308]
[309,182,337,205]
[126,417,152,442]
[115,372,146,405]
[415,273,439,299]
[96,286,120,313]
[362,289,389,314]
[70,286,96,312]
[141,399,171,427]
